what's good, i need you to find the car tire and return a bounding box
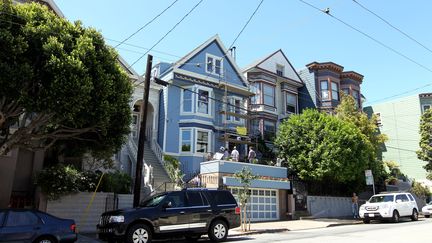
[392,210,399,223]
[411,209,419,221]
[425,215,430,218]
[33,236,57,243]
[208,219,228,242]
[185,234,202,241]
[363,219,370,224]
[127,223,152,243]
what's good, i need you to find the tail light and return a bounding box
[235,206,241,214]
[70,223,76,233]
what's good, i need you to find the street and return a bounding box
[79,218,432,243]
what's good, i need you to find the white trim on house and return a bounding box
[194,128,213,155]
[163,87,169,152]
[195,85,213,119]
[178,119,215,127]
[205,53,224,77]
[180,85,194,115]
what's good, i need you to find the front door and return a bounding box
[157,191,190,233]
[186,191,212,231]
[1,210,40,242]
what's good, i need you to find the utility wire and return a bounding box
[298,0,432,74]
[128,0,204,68]
[364,82,432,105]
[352,0,432,55]
[114,0,179,49]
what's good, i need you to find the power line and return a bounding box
[114,0,179,49]
[352,0,432,55]
[386,145,418,153]
[297,0,432,74]
[364,82,432,105]
[128,0,204,68]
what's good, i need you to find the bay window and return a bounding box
[286,92,297,114]
[263,83,275,106]
[182,89,193,113]
[263,120,276,141]
[196,130,210,153]
[331,81,339,101]
[197,89,210,114]
[320,80,329,100]
[180,129,192,152]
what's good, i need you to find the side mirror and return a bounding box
[162,201,172,209]
[396,199,402,203]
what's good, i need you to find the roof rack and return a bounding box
[378,191,409,194]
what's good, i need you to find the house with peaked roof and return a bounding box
[243,50,303,144]
[155,35,254,179]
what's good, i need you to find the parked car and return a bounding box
[359,192,419,223]
[421,201,432,218]
[97,188,240,243]
[0,208,77,243]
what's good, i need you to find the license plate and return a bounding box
[369,213,375,217]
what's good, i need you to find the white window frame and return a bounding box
[285,91,298,114]
[205,53,224,76]
[180,86,194,115]
[195,86,213,118]
[179,128,193,154]
[225,96,244,124]
[195,128,212,154]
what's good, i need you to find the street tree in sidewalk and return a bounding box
[234,167,258,232]
[417,108,432,172]
[275,109,374,190]
[335,94,388,181]
[0,1,132,156]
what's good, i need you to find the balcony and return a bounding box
[200,160,290,190]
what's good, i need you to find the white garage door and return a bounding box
[229,187,279,221]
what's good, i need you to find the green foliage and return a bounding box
[0,1,132,156]
[35,164,80,200]
[417,108,432,171]
[163,155,184,186]
[410,181,431,201]
[234,167,258,205]
[275,109,373,184]
[99,171,132,194]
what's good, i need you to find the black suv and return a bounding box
[97,188,240,243]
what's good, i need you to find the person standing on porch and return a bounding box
[231,146,239,162]
[248,147,256,163]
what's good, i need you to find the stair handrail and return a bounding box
[150,138,165,166]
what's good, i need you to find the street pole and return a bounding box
[133,54,153,208]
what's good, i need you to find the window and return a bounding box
[187,191,206,207]
[342,88,350,95]
[250,83,260,104]
[286,92,297,114]
[197,89,209,114]
[276,64,284,77]
[5,211,39,227]
[263,120,276,141]
[423,104,431,113]
[180,129,192,152]
[182,89,193,113]
[196,130,210,153]
[320,80,329,100]
[164,192,185,208]
[206,54,223,76]
[396,194,409,202]
[234,98,241,122]
[263,83,275,106]
[407,194,415,201]
[331,81,339,101]
[352,90,360,108]
[208,191,237,206]
[250,119,260,137]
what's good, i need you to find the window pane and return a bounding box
[320,80,328,90]
[181,130,191,152]
[165,191,185,208]
[196,131,209,153]
[263,84,275,106]
[331,82,339,101]
[207,56,213,73]
[6,211,39,226]
[286,93,297,113]
[187,192,204,207]
[183,89,192,112]
[215,59,222,75]
[234,99,241,121]
[320,81,329,100]
[342,88,349,95]
[197,90,209,114]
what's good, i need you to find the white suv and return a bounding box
[359,192,419,223]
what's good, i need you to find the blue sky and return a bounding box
[55,0,432,106]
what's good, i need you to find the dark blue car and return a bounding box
[0,209,77,243]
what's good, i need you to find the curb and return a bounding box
[230,228,289,237]
[327,221,363,227]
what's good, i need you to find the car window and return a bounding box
[141,194,167,207]
[5,211,39,227]
[208,191,237,205]
[0,211,5,226]
[395,194,409,202]
[187,191,205,207]
[369,195,394,203]
[164,191,185,208]
[407,194,415,201]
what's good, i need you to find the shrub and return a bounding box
[99,171,132,194]
[35,164,80,200]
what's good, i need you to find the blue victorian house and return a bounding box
[154,35,254,179]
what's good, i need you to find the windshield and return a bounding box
[369,195,394,203]
[140,194,167,207]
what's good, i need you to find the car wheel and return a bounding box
[392,210,400,223]
[425,215,430,218]
[34,236,57,243]
[185,234,202,241]
[208,220,228,242]
[411,209,419,221]
[127,223,152,243]
[363,219,370,224]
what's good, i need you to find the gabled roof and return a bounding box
[243,49,303,84]
[172,34,249,87]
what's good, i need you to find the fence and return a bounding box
[46,192,133,233]
[306,195,353,218]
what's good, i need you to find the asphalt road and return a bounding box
[79,218,432,243]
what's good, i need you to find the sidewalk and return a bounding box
[230,218,363,236]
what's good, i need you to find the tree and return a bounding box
[0,1,132,156]
[275,109,374,185]
[234,167,258,232]
[335,94,387,180]
[417,108,432,172]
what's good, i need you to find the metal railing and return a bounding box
[150,138,165,166]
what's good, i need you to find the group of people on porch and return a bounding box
[207,146,256,163]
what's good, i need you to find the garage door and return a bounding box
[229,187,279,221]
